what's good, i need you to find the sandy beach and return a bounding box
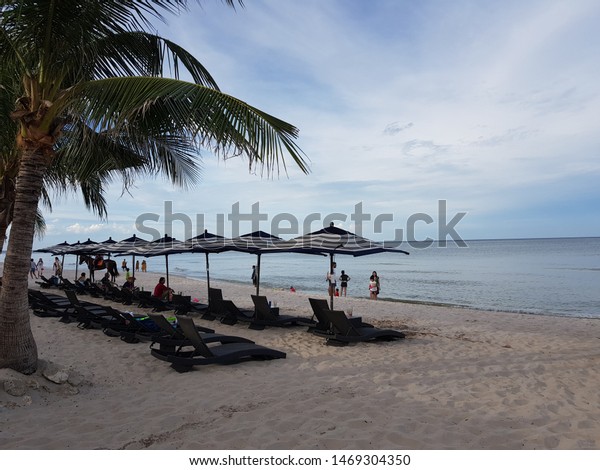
[1,268,599,450]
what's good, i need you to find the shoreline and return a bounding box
[0,268,599,449]
[145,268,600,321]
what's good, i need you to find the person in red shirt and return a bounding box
[153,276,173,300]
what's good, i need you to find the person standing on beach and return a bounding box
[326,262,337,297]
[121,259,127,272]
[369,275,378,300]
[53,257,62,276]
[135,260,140,272]
[29,258,37,279]
[36,258,44,277]
[251,265,257,286]
[141,260,147,272]
[369,270,380,300]
[339,270,351,296]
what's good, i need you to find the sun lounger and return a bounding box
[307,298,373,336]
[150,315,286,372]
[323,309,405,345]
[147,313,254,353]
[250,295,315,330]
[206,288,254,324]
[171,294,209,315]
[29,289,73,317]
[35,275,62,289]
[136,290,175,312]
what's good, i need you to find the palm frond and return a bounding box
[56,76,309,176]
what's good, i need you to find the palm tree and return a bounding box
[0,0,308,374]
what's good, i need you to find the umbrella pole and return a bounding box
[256,253,261,296]
[74,254,79,281]
[329,253,335,310]
[205,252,211,290]
[165,255,170,288]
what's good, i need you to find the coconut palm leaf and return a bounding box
[55,77,308,175]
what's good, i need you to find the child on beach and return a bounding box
[369,275,378,300]
[36,258,44,277]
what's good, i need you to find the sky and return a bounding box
[34,0,600,249]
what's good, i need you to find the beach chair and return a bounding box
[171,294,208,315]
[136,290,174,312]
[323,309,405,345]
[29,289,73,318]
[35,275,61,289]
[307,298,373,336]
[206,288,254,325]
[150,315,286,372]
[147,313,253,353]
[250,295,316,330]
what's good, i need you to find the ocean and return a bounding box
[11,237,600,319]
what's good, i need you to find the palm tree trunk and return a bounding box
[0,175,15,253]
[0,147,48,373]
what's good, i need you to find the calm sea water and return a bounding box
[13,237,600,318]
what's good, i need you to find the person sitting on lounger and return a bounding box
[99,272,112,291]
[153,277,173,301]
[123,277,138,292]
[77,272,91,287]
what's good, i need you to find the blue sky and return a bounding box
[36,0,600,248]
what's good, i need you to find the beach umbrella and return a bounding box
[186,230,234,295]
[229,231,285,296]
[271,223,410,308]
[60,238,99,279]
[36,241,72,275]
[132,234,182,287]
[36,240,71,255]
[91,237,118,255]
[109,234,150,276]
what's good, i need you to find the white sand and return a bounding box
[1,269,599,449]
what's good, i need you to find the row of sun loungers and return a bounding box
[28,288,287,372]
[29,280,406,374]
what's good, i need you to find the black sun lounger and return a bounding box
[307,298,373,336]
[150,315,286,372]
[205,288,254,325]
[147,313,254,353]
[250,295,315,330]
[324,309,405,345]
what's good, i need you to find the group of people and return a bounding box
[29,258,45,279]
[30,254,174,301]
[122,259,147,272]
[29,256,63,283]
[326,262,380,300]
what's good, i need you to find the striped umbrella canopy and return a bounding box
[185,230,235,294]
[108,235,150,276]
[56,238,98,278]
[63,238,99,255]
[109,234,150,253]
[268,223,409,308]
[229,231,285,295]
[36,241,72,274]
[36,240,72,255]
[89,237,118,255]
[127,235,182,287]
